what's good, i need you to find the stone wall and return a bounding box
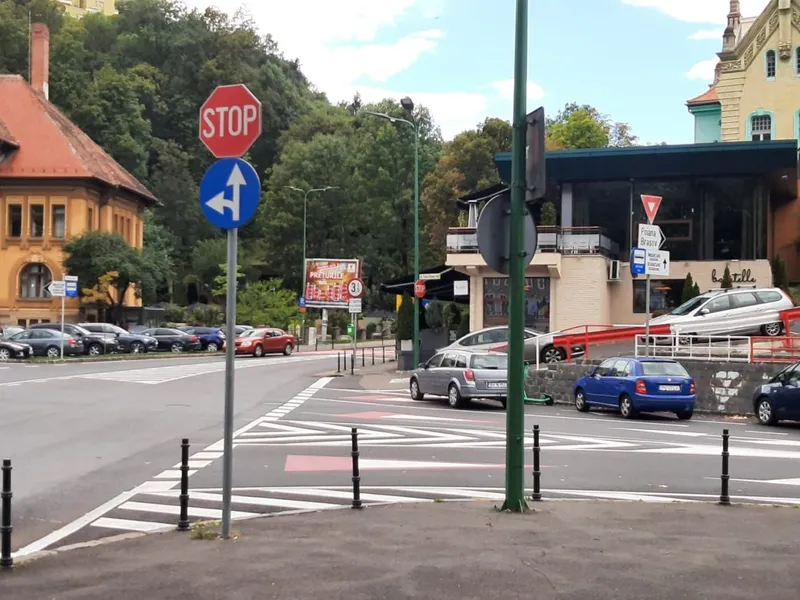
[526,359,785,416]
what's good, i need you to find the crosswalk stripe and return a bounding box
[256,487,430,504]
[148,490,338,511]
[117,501,258,520]
[91,517,172,532]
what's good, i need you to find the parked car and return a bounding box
[29,322,118,356]
[649,287,793,340]
[410,349,508,409]
[1,326,24,340]
[752,362,800,425]
[0,339,33,361]
[573,357,695,420]
[222,324,253,336]
[443,325,584,364]
[79,323,158,354]
[8,329,84,358]
[179,326,225,352]
[140,328,202,353]
[234,328,295,357]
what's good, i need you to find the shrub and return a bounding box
[163,303,187,323]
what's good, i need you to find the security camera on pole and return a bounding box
[198,83,262,539]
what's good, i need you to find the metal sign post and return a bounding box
[46,281,67,357]
[638,196,664,357]
[199,82,262,539]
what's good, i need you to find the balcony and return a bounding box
[446,226,620,258]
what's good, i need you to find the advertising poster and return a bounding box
[304,259,361,309]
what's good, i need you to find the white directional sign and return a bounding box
[645,249,670,276]
[47,280,66,297]
[638,224,665,251]
[419,273,441,281]
[348,298,362,314]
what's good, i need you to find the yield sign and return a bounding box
[641,194,662,224]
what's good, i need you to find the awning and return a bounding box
[380,266,469,302]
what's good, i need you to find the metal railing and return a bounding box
[634,334,752,362]
[446,225,619,257]
[750,335,800,363]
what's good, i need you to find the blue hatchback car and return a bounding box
[574,357,696,420]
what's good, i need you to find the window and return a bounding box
[470,354,507,369]
[705,295,731,314]
[751,114,772,140]
[426,354,444,368]
[640,361,689,377]
[29,205,44,237]
[756,291,782,303]
[87,207,94,231]
[610,360,629,376]
[483,277,550,331]
[455,354,467,369]
[441,353,457,368]
[52,205,65,239]
[595,359,615,377]
[730,292,759,308]
[19,263,52,299]
[766,50,776,78]
[7,205,21,238]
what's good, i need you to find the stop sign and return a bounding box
[414,279,426,298]
[199,84,262,158]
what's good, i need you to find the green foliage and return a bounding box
[442,302,461,330]
[771,255,789,291]
[140,210,176,304]
[425,300,444,330]
[237,279,297,329]
[546,103,637,150]
[396,295,414,341]
[721,265,733,289]
[162,303,187,323]
[212,263,245,300]
[189,304,223,326]
[456,312,470,338]
[681,273,700,303]
[540,201,557,226]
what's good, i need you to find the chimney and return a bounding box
[30,23,50,100]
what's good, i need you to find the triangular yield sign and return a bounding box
[641,194,662,224]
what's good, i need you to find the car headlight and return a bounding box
[241,340,252,346]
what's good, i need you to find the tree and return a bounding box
[140,210,176,304]
[212,263,245,300]
[721,265,733,289]
[425,300,444,330]
[771,255,788,291]
[681,273,700,303]
[395,295,414,341]
[540,201,557,226]
[546,103,637,149]
[237,279,297,329]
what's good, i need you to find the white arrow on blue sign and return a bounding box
[199,158,261,230]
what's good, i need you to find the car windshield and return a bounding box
[470,354,508,369]
[668,295,710,316]
[243,329,265,338]
[640,361,689,377]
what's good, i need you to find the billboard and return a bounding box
[304,259,361,309]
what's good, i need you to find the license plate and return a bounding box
[659,385,681,392]
[487,382,506,389]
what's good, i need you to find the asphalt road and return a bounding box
[8,351,800,558]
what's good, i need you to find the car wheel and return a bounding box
[46,346,60,359]
[170,343,183,353]
[541,345,565,363]
[676,410,693,420]
[283,343,293,356]
[253,345,264,358]
[756,397,777,425]
[410,378,424,400]
[88,343,102,356]
[575,388,590,412]
[130,342,145,354]
[762,322,783,337]
[448,384,467,409]
[206,342,219,353]
[619,394,636,419]
[0,348,10,362]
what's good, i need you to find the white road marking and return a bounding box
[91,517,172,533]
[119,501,258,520]
[745,430,788,436]
[149,490,336,511]
[615,427,708,438]
[727,477,800,487]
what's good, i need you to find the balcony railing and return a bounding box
[446,226,620,258]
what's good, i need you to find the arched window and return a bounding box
[766,50,777,79]
[19,263,52,299]
[750,113,773,141]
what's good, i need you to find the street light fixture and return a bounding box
[361,101,420,369]
[284,185,339,342]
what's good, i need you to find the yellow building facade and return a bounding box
[59,0,117,18]
[688,0,800,143]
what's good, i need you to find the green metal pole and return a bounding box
[501,0,529,513]
[412,129,420,369]
[301,190,308,344]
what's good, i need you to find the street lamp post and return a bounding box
[362,100,420,368]
[285,185,338,343]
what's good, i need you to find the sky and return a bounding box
[183,0,772,145]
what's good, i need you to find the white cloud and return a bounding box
[686,58,720,81]
[690,29,723,40]
[489,79,545,102]
[621,0,770,23]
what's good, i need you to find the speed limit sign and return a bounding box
[347,278,364,298]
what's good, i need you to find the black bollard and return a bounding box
[372,347,375,366]
[178,439,190,531]
[350,351,355,375]
[532,425,541,501]
[337,352,341,373]
[315,337,319,352]
[351,428,362,509]
[382,345,386,364]
[361,348,365,367]
[719,429,730,506]
[1,459,12,569]
[331,337,334,350]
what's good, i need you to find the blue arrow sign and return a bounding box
[199,158,261,230]
[630,247,646,276]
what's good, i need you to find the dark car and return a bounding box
[79,323,158,354]
[752,362,800,426]
[0,339,33,361]
[9,329,84,358]
[1,326,24,340]
[29,323,118,356]
[140,327,202,353]
[179,326,225,352]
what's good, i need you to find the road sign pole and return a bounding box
[221,227,237,539]
[501,0,529,514]
[60,294,65,359]
[644,273,651,357]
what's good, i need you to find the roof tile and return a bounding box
[686,85,719,106]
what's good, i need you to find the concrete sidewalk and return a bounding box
[3,500,799,599]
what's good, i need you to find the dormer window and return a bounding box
[766,50,776,79]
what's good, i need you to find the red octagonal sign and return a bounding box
[199,84,262,158]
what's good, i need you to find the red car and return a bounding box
[234,328,296,357]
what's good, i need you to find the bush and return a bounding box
[366,322,378,338]
[425,300,444,330]
[395,295,414,341]
[681,273,700,303]
[721,265,733,289]
[163,303,187,323]
[540,201,557,226]
[456,315,470,338]
[190,304,223,326]
[771,255,788,291]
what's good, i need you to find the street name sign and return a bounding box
[645,249,670,276]
[199,84,262,158]
[638,223,665,251]
[641,194,662,224]
[630,248,646,275]
[200,158,261,230]
[419,273,441,281]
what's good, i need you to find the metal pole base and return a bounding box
[500,498,530,513]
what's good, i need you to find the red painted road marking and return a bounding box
[284,455,523,473]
